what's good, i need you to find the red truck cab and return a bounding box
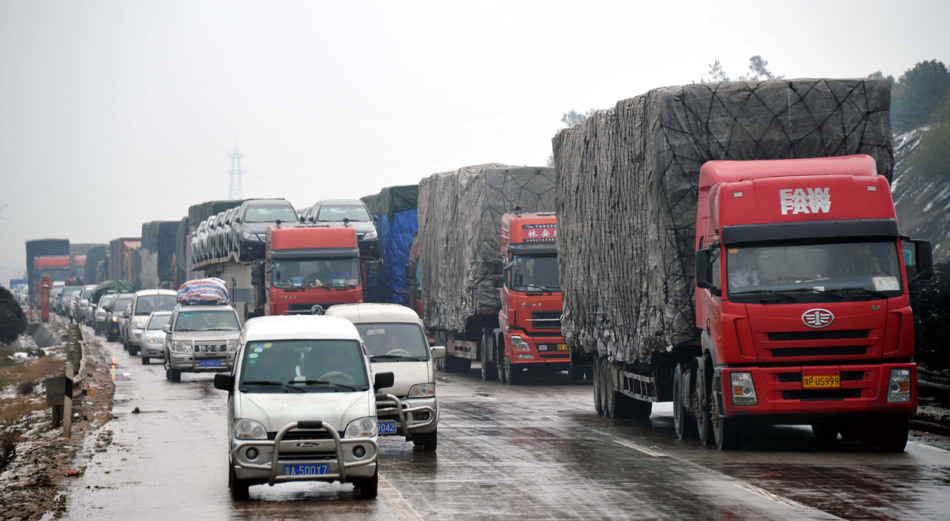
[494,212,577,382]
[694,155,932,450]
[264,226,363,315]
[33,255,71,303]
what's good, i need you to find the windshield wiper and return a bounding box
[730,289,797,302]
[370,354,425,361]
[290,379,358,391]
[774,288,844,300]
[822,287,890,300]
[241,380,305,392]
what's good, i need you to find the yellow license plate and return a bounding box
[803,375,840,388]
[557,343,569,351]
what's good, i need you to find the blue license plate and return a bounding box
[378,420,398,435]
[199,359,221,368]
[283,463,329,477]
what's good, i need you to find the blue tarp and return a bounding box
[375,209,417,305]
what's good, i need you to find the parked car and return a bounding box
[94,293,118,334]
[126,290,178,355]
[325,303,442,451]
[230,199,298,261]
[79,284,98,325]
[163,303,242,382]
[106,293,134,342]
[212,315,394,500]
[140,311,172,364]
[303,200,379,258]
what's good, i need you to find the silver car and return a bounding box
[94,293,118,334]
[304,200,379,258]
[163,304,242,382]
[140,311,172,364]
[127,290,178,355]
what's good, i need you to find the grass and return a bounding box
[0,356,62,391]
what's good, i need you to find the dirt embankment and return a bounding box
[0,317,116,521]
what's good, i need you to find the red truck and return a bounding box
[481,212,585,383]
[33,255,71,305]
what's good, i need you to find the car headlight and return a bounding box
[344,417,377,438]
[227,338,238,351]
[242,231,256,240]
[408,383,435,398]
[233,418,268,440]
[111,316,118,323]
[171,340,193,353]
[364,230,378,240]
[510,335,530,351]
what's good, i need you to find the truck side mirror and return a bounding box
[695,248,720,296]
[374,372,395,391]
[905,239,933,281]
[491,259,504,276]
[492,275,505,289]
[213,374,234,391]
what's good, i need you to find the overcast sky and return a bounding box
[1,0,948,286]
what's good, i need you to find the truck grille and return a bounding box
[287,303,346,314]
[530,311,562,329]
[768,329,869,341]
[195,344,227,353]
[770,346,867,358]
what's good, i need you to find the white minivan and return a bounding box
[325,303,443,452]
[214,315,394,500]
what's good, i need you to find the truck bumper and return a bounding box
[232,421,377,485]
[506,331,571,366]
[719,363,917,419]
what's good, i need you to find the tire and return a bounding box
[167,369,181,382]
[141,354,149,365]
[353,467,379,499]
[592,359,603,415]
[451,355,471,373]
[603,361,616,418]
[615,394,653,419]
[480,330,498,381]
[568,366,585,381]
[674,363,697,439]
[503,355,522,385]
[228,462,251,501]
[412,430,438,452]
[712,415,740,450]
[811,423,839,442]
[861,414,909,452]
[695,359,712,446]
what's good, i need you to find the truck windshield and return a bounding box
[509,254,560,291]
[727,239,902,302]
[239,339,369,392]
[272,258,360,289]
[39,268,70,281]
[244,205,298,223]
[175,310,241,332]
[356,323,429,360]
[135,295,177,315]
[146,314,171,330]
[317,205,370,222]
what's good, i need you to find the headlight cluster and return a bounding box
[730,372,758,406]
[242,231,256,240]
[233,418,268,440]
[510,335,530,351]
[887,368,912,403]
[171,340,193,353]
[227,338,238,351]
[408,383,435,398]
[364,230,378,240]
[344,417,377,438]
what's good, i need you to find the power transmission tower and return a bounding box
[228,147,244,200]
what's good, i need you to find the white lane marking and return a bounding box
[613,438,665,457]
[538,412,563,422]
[379,472,424,521]
[735,483,811,511]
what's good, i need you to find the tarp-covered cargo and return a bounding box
[84,246,108,284]
[108,238,140,283]
[141,221,181,289]
[92,280,136,304]
[174,216,190,288]
[361,185,419,305]
[552,78,894,364]
[177,277,229,305]
[418,164,556,334]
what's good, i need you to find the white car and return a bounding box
[213,315,394,501]
[128,289,178,355]
[325,303,443,452]
[140,311,172,364]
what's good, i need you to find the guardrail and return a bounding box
[45,323,87,438]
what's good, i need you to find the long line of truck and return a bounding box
[23,77,935,452]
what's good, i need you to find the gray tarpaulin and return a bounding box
[417,165,556,334]
[553,79,894,364]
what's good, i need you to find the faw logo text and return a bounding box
[779,188,831,215]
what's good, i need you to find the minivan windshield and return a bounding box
[356,323,429,361]
[135,295,177,315]
[244,205,297,223]
[174,310,241,332]
[239,339,369,392]
[317,205,371,222]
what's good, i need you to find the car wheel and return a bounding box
[353,466,379,499]
[141,354,149,365]
[412,430,437,453]
[228,462,251,501]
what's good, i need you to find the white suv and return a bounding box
[325,303,443,452]
[214,315,394,500]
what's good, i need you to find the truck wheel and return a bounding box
[862,414,909,452]
[353,466,379,499]
[480,330,498,381]
[674,363,697,439]
[710,385,739,450]
[592,360,603,415]
[568,366,585,381]
[603,361,616,417]
[695,358,712,446]
[228,462,251,501]
[412,430,437,452]
[503,355,522,385]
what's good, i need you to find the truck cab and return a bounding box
[263,226,363,315]
[33,256,70,307]
[692,155,932,450]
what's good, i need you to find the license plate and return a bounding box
[803,374,840,388]
[199,359,221,368]
[283,463,329,477]
[557,343,569,351]
[378,420,398,435]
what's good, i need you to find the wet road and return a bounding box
[63,330,950,520]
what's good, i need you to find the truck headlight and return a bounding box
[171,341,193,353]
[887,368,911,403]
[510,335,530,351]
[730,372,758,406]
[408,383,435,398]
[344,417,377,438]
[233,418,268,440]
[242,231,257,240]
[364,230,378,240]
